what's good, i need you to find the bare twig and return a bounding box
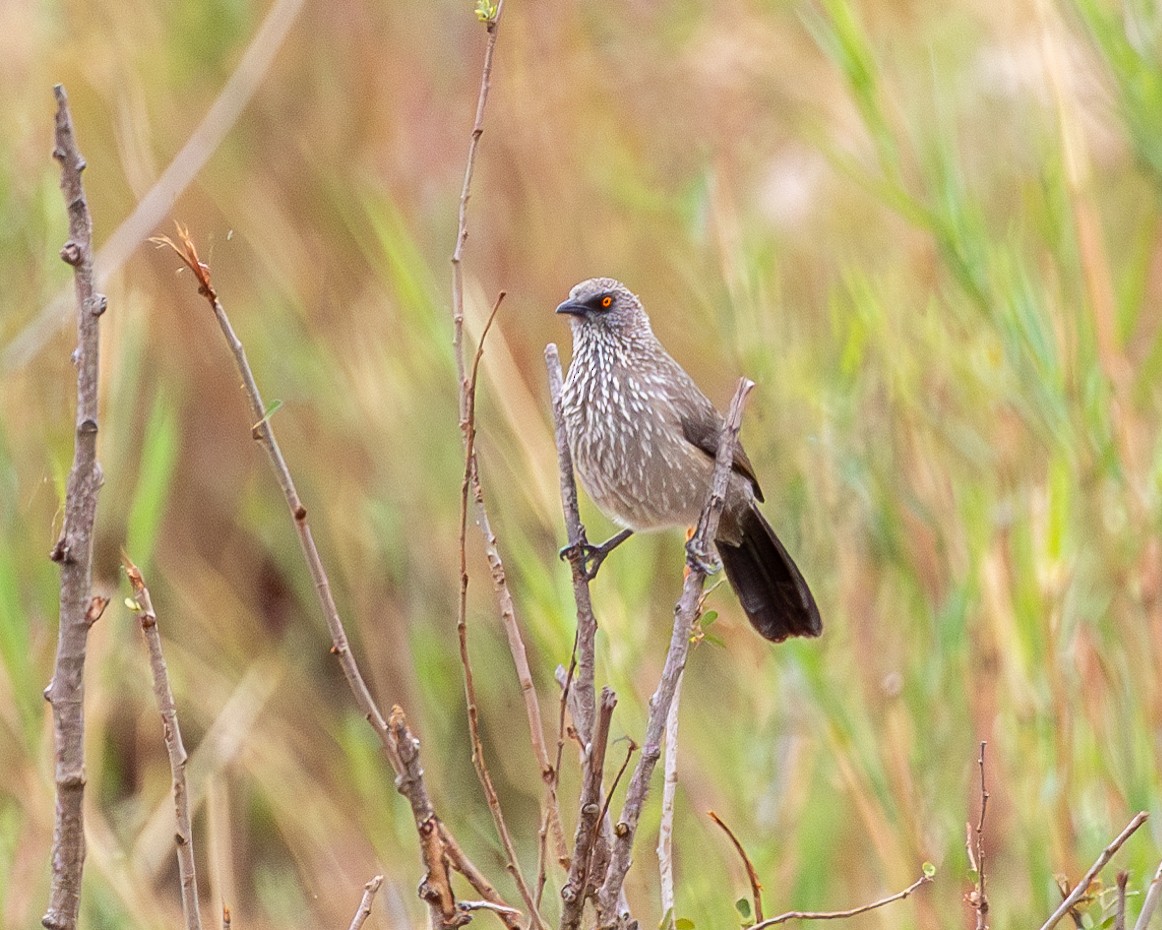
[1134,860,1162,930]
[657,673,684,919]
[708,811,765,924]
[751,871,933,929]
[544,346,600,747]
[43,84,106,930]
[347,875,383,930]
[968,740,989,930]
[454,289,545,930]
[1038,812,1150,930]
[545,345,617,907]
[596,378,755,925]
[560,688,617,930]
[1117,871,1129,930]
[123,556,203,930]
[446,4,561,921]
[5,0,306,371]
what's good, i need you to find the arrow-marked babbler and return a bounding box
[556,277,822,643]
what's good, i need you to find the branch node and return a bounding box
[84,596,109,625]
[59,241,82,266]
[49,538,69,563]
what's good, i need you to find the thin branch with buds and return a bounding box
[453,290,545,929]
[751,870,933,929]
[1038,812,1150,930]
[967,740,989,929]
[596,378,756,925]
[43,84,107,930]
[447,3,563,920]
[123,556,203,930]
[154,227,405,779]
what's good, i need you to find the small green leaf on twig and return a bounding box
[473,0,498,23]
[253,399,283,431]
[923,861,936,878]
[675,919,696,930]
[124,597,141,612]
[701,610,718,627]
[735,897,752,918]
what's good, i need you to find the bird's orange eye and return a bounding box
[600,295,613,309]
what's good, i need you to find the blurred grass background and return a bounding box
[2,0,1162,927]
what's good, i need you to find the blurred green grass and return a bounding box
[2,0,1161,928]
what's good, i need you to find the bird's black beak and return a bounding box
[555,299,588,317]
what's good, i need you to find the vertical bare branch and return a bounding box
[43,84,107,930]
[968,741,989,930]
[446,5,563,919]
[544,346,599,746]
[596,378,755,925]
[123,557,203,930]
[1037,812,1150,930]
[347,876,383,930]
[657,673,684,919]
[545,344,618,911]
[454,290,546,929]
[560,687,617,930]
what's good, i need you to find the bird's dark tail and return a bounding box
[717,505,822,643]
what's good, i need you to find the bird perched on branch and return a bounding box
[556,277,821,643]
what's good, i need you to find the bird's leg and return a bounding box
[559,528,634,581]
[684,526,721,576]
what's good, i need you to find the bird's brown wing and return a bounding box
[680,409,765,503]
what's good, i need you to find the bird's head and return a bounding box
[555,278,650,338]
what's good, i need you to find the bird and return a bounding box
[556,277,821,643]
